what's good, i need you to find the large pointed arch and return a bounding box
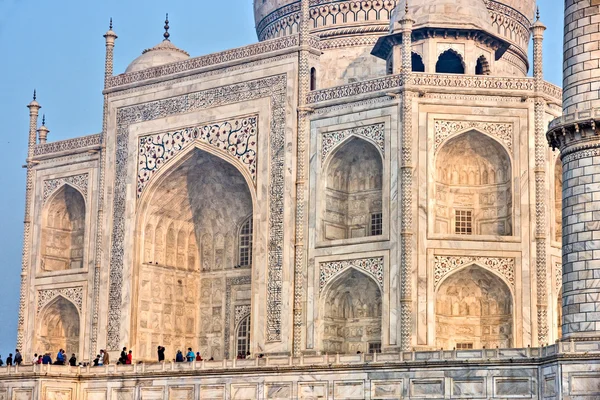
[133,145,255,361]
[320,136,383,241]
[434,130,513,236]
[320,268,382,354]
[36,296,81,356]
[435,264,513,350]
[41,184,86,272]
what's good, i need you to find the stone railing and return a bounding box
[105,35,319,90]
[307,73,562,104]
[33,133,101,157]
[1,341,597,377]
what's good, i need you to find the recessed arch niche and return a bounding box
[41,185,86,272]
[322,137,383,241]
[135,147,253,361]
[320,268,382,354]
[36,296,80,356]
[434,131,512,236]
[436,49,465,74]
[436,265,513,349]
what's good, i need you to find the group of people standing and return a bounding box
[159,346,212,363]
[93,347,132,366]
[0,349,78,366]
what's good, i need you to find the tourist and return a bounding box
[0,355,4,366]
[69,354,77,367]
[126,350,132,364]
[101,349,110,365]
[93,355,100,366]
[32,353,38,364]
[37,355,42,364]
[195,352,202,362]
[55,349,65,365]
[157,346,165,362]
[246,351,251,359]
[14,349,22,365]
[42,353,52,365]
[208,357,214,361]
[6,353,13,366]
[175,350,184,363]
[119,347,127,364]
[186,348,194,362]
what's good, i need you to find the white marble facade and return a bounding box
[17,0,570,379]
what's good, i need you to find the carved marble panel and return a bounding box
[321,123,384,160]
[43,173,89,205]
[434,120,513,153]
[434,255,515,290]
[319,256,384,292]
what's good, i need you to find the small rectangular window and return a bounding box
[370,213,383,236]
[456,342,473,350]
[368,342,382,353]
[455,210,472,235]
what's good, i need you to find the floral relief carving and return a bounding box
[37,287,83,314]
[234,305,251,327]
[555,262,562,294]
[321,123,385,160]
[43,173,89,205]
[319,257,384,293]
[138,116,258,197]
[434,256,515,289]
[434,120,513,153]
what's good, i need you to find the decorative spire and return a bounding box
[536,6,540,21]
[42,114,45,125]
[109,17,113,30]
[164,13,170,41]
[405,1,409,14]
[37,114,50,144]
[33,89,36,101]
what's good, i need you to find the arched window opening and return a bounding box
[436,265,513,349]
[475,55,490,75]
[323,138,383,240]
[435,49,465,74]
[239,216,253,268]
[435,131,512,236]
[41,185,86,272]
[555,157,563,242]
[36,297,80,356]
[412,52,425,72]
[135,149,253,360]
[236,315,251,357]
[321,269,382,354]
[310,67,317,90]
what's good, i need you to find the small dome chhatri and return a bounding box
[125,14,190,74]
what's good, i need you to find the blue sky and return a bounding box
[0,0,563,359]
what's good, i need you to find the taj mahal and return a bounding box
[4,0,600,399]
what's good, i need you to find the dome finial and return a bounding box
[109,17,113,30]
[42,114,46,125]
[536,6,540,21]
[33,89,36,101]
[164,13,170,41]
[405,1,409,14]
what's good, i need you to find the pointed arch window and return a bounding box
[436,49,465,74]
[239,216,253,267]
[236,314,251,357]
[412,52,425,72]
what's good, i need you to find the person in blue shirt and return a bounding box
[55,349,66,365]
[186,348,195,362]
[175,350,184,362]
[42,353,52,364]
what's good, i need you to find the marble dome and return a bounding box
[391,0,494,33]
[125,39,190,73]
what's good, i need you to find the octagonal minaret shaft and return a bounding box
[547,0,600,340]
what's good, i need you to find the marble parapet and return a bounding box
[32,134,101,158]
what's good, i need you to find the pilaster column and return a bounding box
[532,12,549,345]
[399,8,415,351]
[293,0,311,355]
[17,92,41,350]
[547,0,600,340]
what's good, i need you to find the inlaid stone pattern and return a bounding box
[37,287,83,314]
[319,257,384,292]
[434,120,513,153]
[34,134,101,156]
[433,256,515,289]
[560,148,600,336]
[235,305,251,327]
[137,116,258,198]
[321,123,385,160]
[43,174,89,205]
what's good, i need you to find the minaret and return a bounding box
[37,115,49,144]
[17,91,41,350]
[103,18,117,87]
[547,1,600,340]
[531,8,549,345]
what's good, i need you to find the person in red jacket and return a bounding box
[126,350,132,365]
